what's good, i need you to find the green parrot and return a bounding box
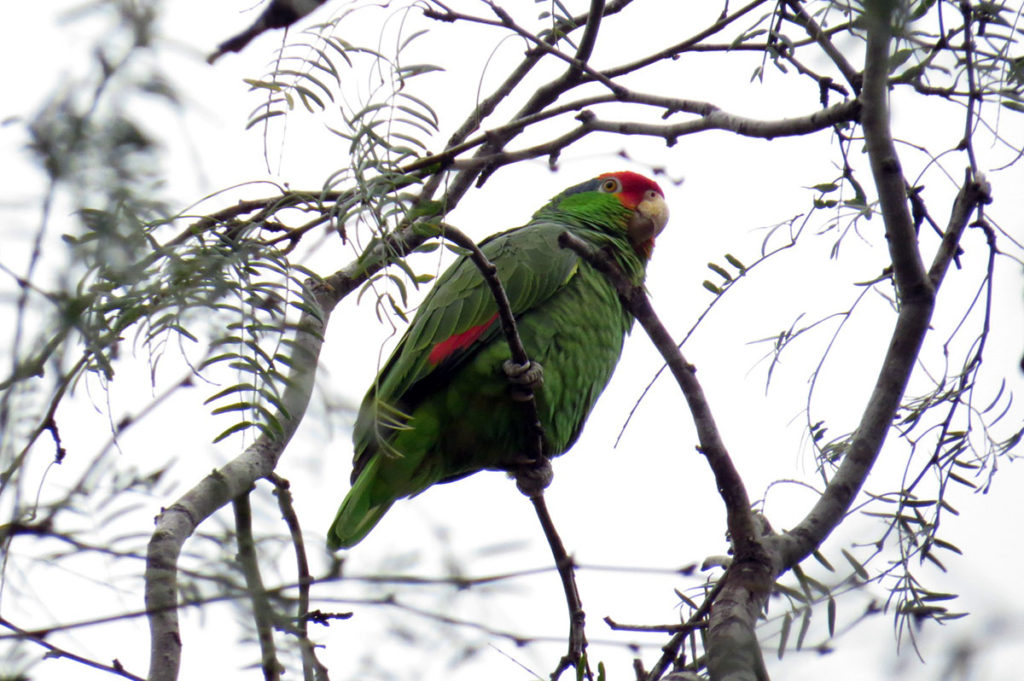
[328,171,669,549]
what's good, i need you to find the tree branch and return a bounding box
[860,3,930,301]
[233,492,283,681]
[268,473,328,681]
[557,232,771,681]
[769,2,992,570]
[0,615,146,681]
[453,99,859,171]
[783,0,863,93]
[435,223,587,677]
[144,224,430,681]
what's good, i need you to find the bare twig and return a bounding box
[233,491,283,681]
[557,232,771,681]
[0,615,146,681]
[783,0,863,93]
[532,493,588,681]
[448,100,860,172]
[434,224,544,460]
[268,473,328,681]
[602,0,773,79]
[434,223,588,678]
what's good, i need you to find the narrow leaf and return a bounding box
[841,549,869,580]
[778,613,792,658]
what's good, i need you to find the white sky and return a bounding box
[2,1,1023,680]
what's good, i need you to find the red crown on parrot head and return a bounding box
[597,171,664,209]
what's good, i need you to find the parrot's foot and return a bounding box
[508,456,553,498]
[502,359,544,401]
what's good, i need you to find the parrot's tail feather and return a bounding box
[328,456,395,550]
[328,499,393,550]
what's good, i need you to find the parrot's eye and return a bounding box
[600,178,621,193]
[645,189,660,201]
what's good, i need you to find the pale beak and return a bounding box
[627,192,669,247]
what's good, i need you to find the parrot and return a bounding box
[328,171,669,550]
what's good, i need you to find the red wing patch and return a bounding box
[428,313,498,365]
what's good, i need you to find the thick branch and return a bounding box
[145,284,328,681]
[860,3,931,301]
[704,562,772,681]
[770,4,991,569]
[144,226,428,681]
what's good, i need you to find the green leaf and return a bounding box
[909,0,937,21]
[931,537,963,555]
[922,550,947,572]
[246,110,287,130]
[397,64,444,78]
[209,401,255,416]
[707,262,733,282]
[827,597,836,636]
[841,549,869,580]
[204,383,257,405]
[796,607,811,651]
[811,550,835,572]
[778,612,792,658]
[724,253,746,272]
[702,280,721,295]
[213,421,255,443]
[774,583,808,604]
[889,48,915,72]
[947,472,976,488]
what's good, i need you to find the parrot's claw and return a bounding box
[503,359,544,401]
[509,456,553,498]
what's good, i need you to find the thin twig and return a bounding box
[267,473,329,681]
[435,223,544,459]
[532,493,589,681]
[557,231,772,681]
[556,233,758,553]
[233,491,283,681]
[643,579,725,681]
[434,223,588,677]
[0,615,146,681]
[783,0,863,92]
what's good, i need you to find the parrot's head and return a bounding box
[547,171,669,260]
[596,171,669,260]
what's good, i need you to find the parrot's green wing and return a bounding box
[352,221,580,471]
